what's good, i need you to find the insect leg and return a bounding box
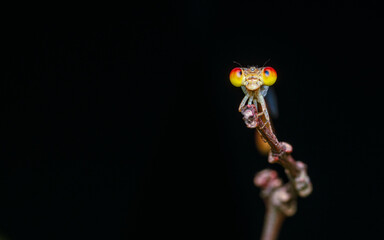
[248,93,254,105]
[257,92,270,122]
[238,93,249,112]
[241,86,248,95]
[253,98,259,112]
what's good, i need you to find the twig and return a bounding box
[241,104,312,240]
[254,169,296,240]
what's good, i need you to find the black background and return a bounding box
[1,1,383,239]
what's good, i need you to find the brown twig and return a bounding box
[241,104,312,240]
[254,169,296,240]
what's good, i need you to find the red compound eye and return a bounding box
[262,67,277,86]
[229,67,243,87]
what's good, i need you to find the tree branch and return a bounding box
[241,104,312,239]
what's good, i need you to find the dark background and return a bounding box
[1,1,383,239]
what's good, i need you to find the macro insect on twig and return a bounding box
[229,64,312,240]
[229,66,277,131]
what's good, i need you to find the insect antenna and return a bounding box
[233,61,243,67]
[262,59,271,67]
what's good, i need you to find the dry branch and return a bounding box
[241,104,312,240]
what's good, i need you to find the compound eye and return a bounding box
[229,68,243,87]
[262,67,277,86]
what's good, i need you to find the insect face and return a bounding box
[243,67,264,91]
[229,66,277,90]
